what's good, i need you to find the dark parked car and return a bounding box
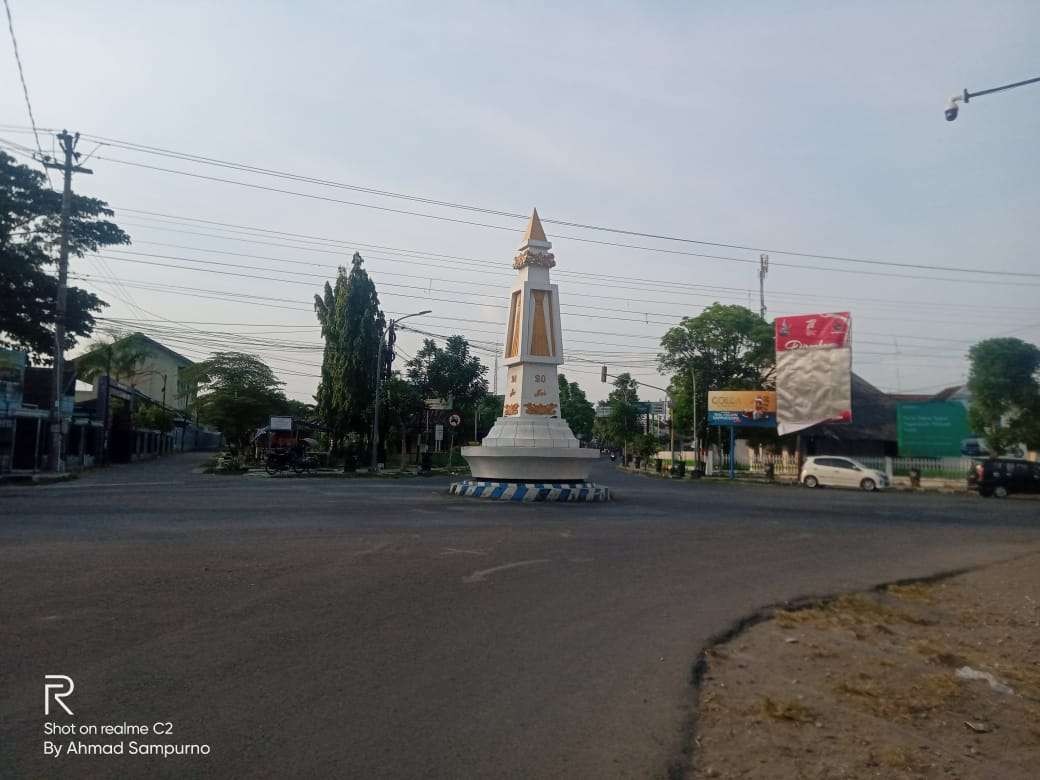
[967,458,1040,498]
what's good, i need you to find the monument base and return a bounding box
[461,415,600,482]
[449,480,610,502]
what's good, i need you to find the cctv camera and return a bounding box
[944,104,959,121]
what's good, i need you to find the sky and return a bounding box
[2,0,1038,405]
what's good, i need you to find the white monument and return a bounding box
[458,209,601,489]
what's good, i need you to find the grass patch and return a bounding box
[880,745,930,773]
[776,594,932,633]
[835,673,961,719]
[911,639,969,669]
[886,582,936,603]
[760,696,817,723]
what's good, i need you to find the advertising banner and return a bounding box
[897,402,970,457]
[774,312,852,436]
[707,390,777,428]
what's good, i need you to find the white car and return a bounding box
[800,456,888,492]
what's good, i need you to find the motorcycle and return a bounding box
[265,447,317,476]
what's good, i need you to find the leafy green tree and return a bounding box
[659,303,774,446]
[634,432,660,462]
[602,373,642,454]
[313,253,383,449]
[381,374,425,463]
[476,394,505,439]
[135,403,174,433]
[967,337,1040,454]
[74,333,149,388]
[405,336,488,411]
[183,352,288,450]
[282,397,316,421]
[557,373,595,443]
[74,334,149,464]
[0,151,129,362]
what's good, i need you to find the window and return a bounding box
[833,459,857,470]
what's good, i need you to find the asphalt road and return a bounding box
[2,454,1039,779]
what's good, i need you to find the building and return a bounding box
[0,348,102,473]
[74,333,196,411]
[789,374,898,457]
[1,334,219,475]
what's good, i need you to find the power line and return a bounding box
[82,274,985,363]
[93,248,1040,330]
[81,132,1040,278]
[117,225,1040,315]
[113,208,1040,310]
[1,2,49,184]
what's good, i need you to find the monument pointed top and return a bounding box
[522,208,547,243]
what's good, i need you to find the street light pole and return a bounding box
[945,74,1040,120]
[370,310,430,471]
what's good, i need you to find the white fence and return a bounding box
[657,450,975,481]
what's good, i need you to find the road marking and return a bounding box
[463,559,550,583]
[441,547,489,557]
[48,480,182,489]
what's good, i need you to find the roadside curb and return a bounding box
[0,473,78,487]
[673,554,1039,778]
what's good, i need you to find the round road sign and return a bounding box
[448,413,462,428]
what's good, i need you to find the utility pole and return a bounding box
[690,366,698,460]
[370,321,391,472]
[161,374,168,454]
[42,131,91,472]
[758,253,769,320]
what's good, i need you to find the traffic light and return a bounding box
[600,365,607,383]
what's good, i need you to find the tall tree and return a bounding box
[313,253,383,449]
[602,372,641,452]
[967,337,1040,454]
[182,352,288,450]
[405,336,488,410]
[0,151,129,362]
[659,303,774,446]
[557,373,595,443]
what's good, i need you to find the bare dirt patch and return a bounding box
[691,553,1040,778]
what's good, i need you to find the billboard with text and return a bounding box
[707,390,777,428]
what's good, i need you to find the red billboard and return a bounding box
[774,312,852,436]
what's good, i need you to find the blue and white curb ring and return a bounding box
[449,480,611,502]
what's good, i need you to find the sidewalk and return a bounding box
[691,553,1040,778]
[1,451,213,487]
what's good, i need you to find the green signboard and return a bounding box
[897,402,970,457]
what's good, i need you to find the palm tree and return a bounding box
[75,334,149,464]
